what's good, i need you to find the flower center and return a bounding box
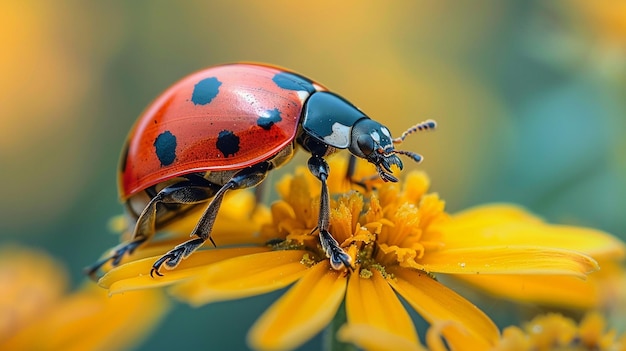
[264,172,447,277]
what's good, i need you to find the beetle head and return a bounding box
[348,119,436,182]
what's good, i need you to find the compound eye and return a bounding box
[356,134,375,156]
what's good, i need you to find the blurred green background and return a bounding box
[1,1,624,349]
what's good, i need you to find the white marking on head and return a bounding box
[323,122,351,148]
[381,127,391,138]
[371,131,381,143]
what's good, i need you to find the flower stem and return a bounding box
[323,300,356,351]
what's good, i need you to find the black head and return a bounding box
[348,118,436,182]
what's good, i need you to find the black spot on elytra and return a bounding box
[191,77,222,105]
[257,108,282,130]
[216,130,240,158]
[154,131,177,166]
[272,72,316,94]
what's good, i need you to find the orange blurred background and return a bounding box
[1,1,624,349]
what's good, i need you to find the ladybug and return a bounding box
[86,63,435,278]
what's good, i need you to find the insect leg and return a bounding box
[151,162,272,277]
[85,176,220,280]
[308,155,353,271]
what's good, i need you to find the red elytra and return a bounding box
[119,63,326,200]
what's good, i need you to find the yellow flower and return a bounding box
[97,156,612,351]
[492,312,626,351]
[435,204,626,310]
[0,245,169,351]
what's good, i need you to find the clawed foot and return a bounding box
[84,239,145,280]
[319,229,353,271]
[150,237,205,277]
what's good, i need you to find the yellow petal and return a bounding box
[269,201,296,223]
[3,284,168,351]
[419,246,599,278]
[330,199,357,243]
[337,324,426,351]
[446,204,544,226]
[326,155,385,194]
[579,312,615,350]
[340,269,419,348]
[99,247,269,293]
[388,267,499,348]
[0,245,68,342]
[96,230,272,272]
[282,169,320,228]
[425,320,491,351]
[247,262,347,351]
[148,190,270,246]
[440,204,625,259]
[532,225,625,259]
[518,313,578,349]
[401,171,430,204]
[452,273,601,309]
[170,250,310,306]
[491,325,530,351]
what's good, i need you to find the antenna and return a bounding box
[390,149,423,163]
[392,119,436,144]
